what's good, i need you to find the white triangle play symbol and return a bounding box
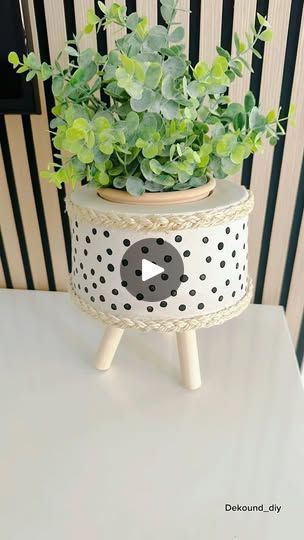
[141,259,164,282]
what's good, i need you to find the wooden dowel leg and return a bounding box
[95,326,124,371]
[176,330,201,390]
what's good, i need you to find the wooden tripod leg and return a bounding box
[176,330,201,390]
[95,326,124,371]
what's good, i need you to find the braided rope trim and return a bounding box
[69,276,253,333]
[66,190,254,232]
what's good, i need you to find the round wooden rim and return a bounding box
[97,177,216,206]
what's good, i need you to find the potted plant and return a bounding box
[8,2,292,199]
[9,1,293,389]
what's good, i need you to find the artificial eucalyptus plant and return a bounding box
[9,1,294,196]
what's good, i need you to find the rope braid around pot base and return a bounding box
[69,276,253,333]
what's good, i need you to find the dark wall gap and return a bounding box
[280,157,304,308]
[22,115,56,291]
[126,0,137,16]
[189,0,201,66]
[0,116,34,289]
[63,0,77,41]
[33,0,71,271]
[157,0,166,27]
[254,0,303,304]
[296,314,304,369]
[221,0,235,53]
[241,0,269,189]
[94,0,110,106]
[0,232,12,288]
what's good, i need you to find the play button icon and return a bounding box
[120,238,184,302]
[142,259,164,282]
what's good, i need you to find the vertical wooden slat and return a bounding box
[0,149,27,289]
[286,214,304,346]
[229,0,257,184]
[105,0,126,51]
[199,0,222,64]
[174,0,190,57]
[74,0,96,49]
[230,0,257,102]
[5,117,48,290]
[262,10,304,305]
[247,0,292,291]
[43,0,68,64]
[136,0,157,27]
[27,0,68,291]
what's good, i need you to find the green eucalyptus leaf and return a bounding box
[26,71,36,82]
[70,62,96,86]
[160,5,175,24]
[113,176,127,188]
[142,142,161,159]
[130,88,155,112]
[97,1,107,14]
[189,175,207,187]
[79,49,95,67]
[126,176,145,196]
[66,46,79,57]
[233,112,246,131]
[125,111,139,133]
[169,26,184,43]
[234,32,241,54]
[164,57,186,78]
[41,62,52,81]
[221,157,240,175]
[77,146,94,163]
[8,51,19,66]
[16,66,28,74]
[126,12,140,30]
[230,144,245,164]
[216,133,237,156]
[249,106,266,129]
[146,26,168,52]
[160,99,179,120]
[161,75,176,99]
[140,158,156,181]
[257,12,267,26]
[149,158,163,175]
[50,117,65,129]
[95,170,110,186]
[259,29,273,41]
[269,136,278,146]
[151,173,175,186]
[244,91,255,112]
[187,80,205,98]
[87,8,100,25]
[145,63,162,89]
[193,61,208,81]
[144,181,164,192]
[25,52,40,70]
[216,46,231,61]
[252,48,262,59]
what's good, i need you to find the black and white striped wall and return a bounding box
[0,0,303,364]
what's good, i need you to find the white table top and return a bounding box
[0,289,303,540]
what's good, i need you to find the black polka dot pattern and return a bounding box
[71,218,248,316]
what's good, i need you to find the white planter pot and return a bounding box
[67,180,254,332]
